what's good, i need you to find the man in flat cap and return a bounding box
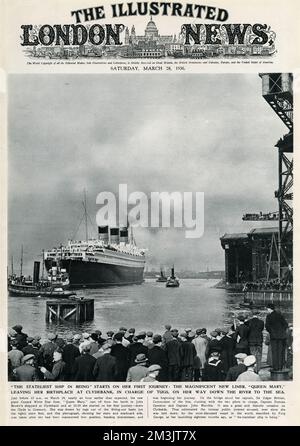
[72,344,96,381]
[143,331,154,349]
[93,343,116,381]
[225,353,247,381]
[8,340,24,369]
[165,329,181,381]
[237,355,262,381]
[219,327,236,374]
[62,334,80,381]
[234,315,250,355]
[265,303,288,371]
[245,310,264,371]
[12,325,28,350]
[148,335,168,381]
[162,324,173,348]
[179,332,197,381]
[110,332,130,381]
[40,349,66,381]
[128,333,148,366]
[126,353,148,382]
[193,329,209,381]
[14,354,39,381]
[141,364,161,382]
[39,333,58,370]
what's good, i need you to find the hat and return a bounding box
[128,328,135,334]
[196,328,202,335]
[235,353,247,360]
[244,355,256,367]
[146,331,153,337]
[48,333,57,341]
[188,331,195,338]
[135,353,148,364]
[114,332,123,342]
[180,332,187,339]
[66,334,74,342]
[170,328,178,334]
[27,337,34,343]
[73,334,81,341]
[210,331,218,337]
[137,333,146,340]
[107,331,114,337]
[22,354,35,364]
[12,325,22,332]
[185,328,192,333]
[82,332,90,339]
[220,328,229,335]
[101,343,111,351]
[165,324,172,330]
[153,334,162,344]
[139,331,146,336]
[119,327,127,332]
[147,364,161,374]
[237,315,245,322]
[95,330,102,336]
[32,339,39,346]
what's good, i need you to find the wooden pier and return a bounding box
[46,298,94,323]
[244,290,292,305]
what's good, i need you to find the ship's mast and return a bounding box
[83,189,89,242]
[20,245,23,277]
[11,255,14,276]
[41,249,45,280]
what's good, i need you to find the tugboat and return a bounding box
[166,267,180,288]
[156,268,167,283]
[8,259,74,298]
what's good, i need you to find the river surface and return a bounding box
[8,279,292,342]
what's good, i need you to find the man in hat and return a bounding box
[33,335,42,349]
[89,333,100,356]
[128,333,148,366]
[119,327,130,347]
[62,334,80,381]
[73,334,82,347]
[148,334,168,381]
[8,328,17,351]
[202,351,225,381]
[234,315,250,355]
[39,333,58,370]
[106,331,115,346]
[40,349,66,381]
[225,353,247,381]
[265,303,288,371]
[72,344,96,381]
[8,340,24,369]
[110,332,130,381]
[179,332,197,381]
[193,329,209,381]
[93,343,116,381]
[165,329,181,381]
[206,331,222,358]
[245,310,264,371]
[125,328,136,344]
[144,331,154,349]
[237,355,262,381]
[96,330,107,347]
[219,327,236,374]
[126,353,148,382]
[22,337,35,356]
[14,354,39,381]
[141,365,161,382]
[162,324,173,348]
[12,325,28,350]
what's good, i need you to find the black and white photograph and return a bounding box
[7,72,293,384]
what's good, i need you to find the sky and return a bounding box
[8,73,286,274]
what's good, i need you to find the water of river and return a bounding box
[8,279,292,342]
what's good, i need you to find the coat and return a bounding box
[148,345,168,381]
[234,324,250,353]
[192,336,208,369]
[62,343,80,378]
[266,310,288,340]
[44,360,66,381]
[110,343,130,380]
[93,353,116,381]
[126,364,148,382]
[39,341,57,368]
[14,364,39,381]
[165,339,181,366]
[246,317,264,346]
[225,363,247,381]
[220,335,236,371]
[72,354,96,381]
[180,341,196,367]
[128,342,148,366]
[202,358,225,381]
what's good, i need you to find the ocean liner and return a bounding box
[44,225,146,288]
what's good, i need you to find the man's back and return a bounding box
[266,311,288,339]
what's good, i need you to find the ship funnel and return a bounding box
[110,227,119,244]
[33,261,40,284]
[98,225,109,243]
[119,227,129,243]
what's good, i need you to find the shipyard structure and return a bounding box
[220,73,293,288]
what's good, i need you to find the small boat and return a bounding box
[166,267,180,288]
[8,283,75,298]
[156,268,167,283]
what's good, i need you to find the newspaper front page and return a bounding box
[0,0,299,427]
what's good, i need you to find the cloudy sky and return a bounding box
[8,74,286,274]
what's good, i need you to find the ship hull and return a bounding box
[45,259,145,288]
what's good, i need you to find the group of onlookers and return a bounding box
[8,303,292,382]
